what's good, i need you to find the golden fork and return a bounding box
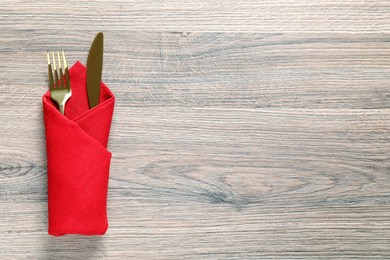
[47,51,71,114]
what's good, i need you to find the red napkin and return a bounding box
[42,61,115,236]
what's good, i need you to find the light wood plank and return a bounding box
[0,32,390,109]
[0,0,389,33]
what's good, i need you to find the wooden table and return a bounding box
[1,1,389,259]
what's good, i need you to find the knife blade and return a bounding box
[86,32,104,109]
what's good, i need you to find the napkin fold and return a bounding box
[42,61,115,236]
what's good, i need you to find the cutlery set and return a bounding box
[43,32,115,236]
[47,32,104,114]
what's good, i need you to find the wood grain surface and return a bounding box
[1,0,390,259]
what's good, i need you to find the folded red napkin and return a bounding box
[42,61,115,236]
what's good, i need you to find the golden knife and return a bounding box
[86,32,104,109]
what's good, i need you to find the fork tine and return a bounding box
[57,51,64,88]
[62,51,70,89]
[47,51,51,65]
[62,50,67,69]
[47,52,54,91]
[51,52,59,88]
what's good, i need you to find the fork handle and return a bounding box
[59,104,65,115]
